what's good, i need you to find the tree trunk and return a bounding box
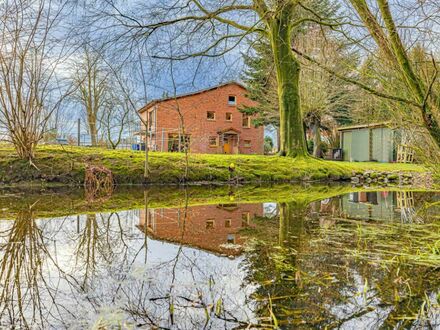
[268,7,308,157]
[12,132,36,161]
[278,201,306,248]
[313,122,322,158]
[15,141,36,161]
[88,116,97,147]
[278,202,291,246]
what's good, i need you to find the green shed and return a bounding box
[338,123,396,163]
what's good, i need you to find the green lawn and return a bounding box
[0,145,430,185]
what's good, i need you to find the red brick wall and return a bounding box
[138,203,263,256]
[140,83,264,154]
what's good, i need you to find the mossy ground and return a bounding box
[0,145,429,185]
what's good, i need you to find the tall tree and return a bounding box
[242,3,356,157]
[73,47,111,146]
[106,0,343,157]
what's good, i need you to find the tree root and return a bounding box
[84,164,114,201]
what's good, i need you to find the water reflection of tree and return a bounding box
[0,207,57,328]
[0,190,260,328]
[69,211,139,313]
[73,212,131,290]
[243,201,322,327]
[242,198,440,329]
[3,189,437,328]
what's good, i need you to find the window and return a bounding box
[226,112,232,121]
[225,219,231,228]
[208,136,218,147]
[206,220,214,229]
[243,140,251,148]
[168,134,190,152]
[242,114,251,128]
[207,111,216,120]
[228,95,236,105]
[242,212,250,227]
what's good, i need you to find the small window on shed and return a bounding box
[226,112,232,121]
[228,95,236,105]
[243,140,251,148]
[207,111,216,120]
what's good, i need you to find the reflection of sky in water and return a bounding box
[329,271,393,330]
[0,190,439,329]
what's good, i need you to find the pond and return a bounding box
[0,185,439,329]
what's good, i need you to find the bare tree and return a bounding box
[0,0,73,162]
[100,94,132,149]
[102,0,343,158]
[73,46,111,146]
[298,27,356,157]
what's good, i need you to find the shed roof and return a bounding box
[337,122,392,132]
[138,81,247,113]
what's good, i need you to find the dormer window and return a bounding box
[228,95,236,105]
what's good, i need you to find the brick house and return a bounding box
[138,82,264,154]
[138,203,263,256]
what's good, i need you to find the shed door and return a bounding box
[351,129,370,162]
[372,128,383,162]
[342,131,352,161]
[372,128,393,162]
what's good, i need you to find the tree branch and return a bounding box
[291,47,422,109]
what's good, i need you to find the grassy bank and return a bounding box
[0,145,429,185]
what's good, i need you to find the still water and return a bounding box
[0,185,439,329]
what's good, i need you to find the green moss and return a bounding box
[0,145,430,185]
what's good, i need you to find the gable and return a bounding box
[138,82,247,113]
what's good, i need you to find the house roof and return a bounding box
[138,81,247,113]
[137,225,243,257]
[337,121,392,132]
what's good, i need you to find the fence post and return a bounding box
[77,118,81,146]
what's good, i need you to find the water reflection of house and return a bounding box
[341,191,400,221]
[138,203,263,256]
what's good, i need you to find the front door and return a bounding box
[223,139,231,154]
[223,134,238,154]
